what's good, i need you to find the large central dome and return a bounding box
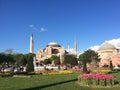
[99,42,116,50]
[46,42,61,47]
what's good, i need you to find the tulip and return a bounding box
[78,73,115,86]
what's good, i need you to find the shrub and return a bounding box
[0,72,12,77]
[39,70,73,75]
[91,68,112,73]
[26,54,34,72]
[78,73,115,86]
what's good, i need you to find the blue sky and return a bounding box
[0,0,120,54]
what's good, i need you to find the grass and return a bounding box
[0,71,120,90]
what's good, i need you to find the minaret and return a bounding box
[30,33,34,53]
[68,43,70,54]
[74,38,77,56]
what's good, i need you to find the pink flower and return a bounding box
[78,73,114,81]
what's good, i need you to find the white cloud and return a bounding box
[66,48,83,56]
[107,38,120,49]
[29,25,47,32]
[90,45,100,51]
[66,48,83,58]
[29,24,37,30]
[90,38,120,52]
[29,24,34,28]
[66,48,74,54]
[40,27,47,32]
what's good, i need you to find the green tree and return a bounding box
[0,53,6,64]
[110,60,113,71]
[51,55,60,60]
[13,54,24,65]
[0,53,6,72]
[79,53,88,73]
[50,55,60,65]
[12,54,27,72]
[87,49,100,67]
[0,53,15,72]
[26,53,35,72]
[5,54,14,67]
[79,49,100,73]
[0,53,14,66]
[64,54,78,66]
[54,59,61,65]
[43,59,52,65]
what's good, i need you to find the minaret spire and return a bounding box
[68,43,70,54]
[30,33,34,53]
[74,37,77,56]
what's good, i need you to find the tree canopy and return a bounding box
[50,55,60,61]
[79,49,100,73]
[64,54,78,66]
[26,53,35,72]
[43,59,52,65]
[50,55,60,65]
[0,53,35,72]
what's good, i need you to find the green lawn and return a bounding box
[0,72,120,90]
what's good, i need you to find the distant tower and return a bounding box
[68,43,70,54]
[30,34,34,53]
[74,38,77,56]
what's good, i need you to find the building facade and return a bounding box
[36,42,66,62]
[97,42,120,67]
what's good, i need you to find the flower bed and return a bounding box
[59,70,73,74]
[91,68,112,73]
[0,72,11,77]
[78,73,115,87]
[42,71,60,75]
[35,70,73,75]
[13,75,32,78]
[70,68,83,71]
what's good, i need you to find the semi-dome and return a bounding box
[99,42,116,50]
[46,42,61,47]
[112,54,120,58]
[103,55,111,60]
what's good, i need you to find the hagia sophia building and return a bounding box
[29,34,120,67]
[29,34,77,64]
[97,42,120,67]
[36,42,66,64]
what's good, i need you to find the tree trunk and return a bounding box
[83,62,87,73]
